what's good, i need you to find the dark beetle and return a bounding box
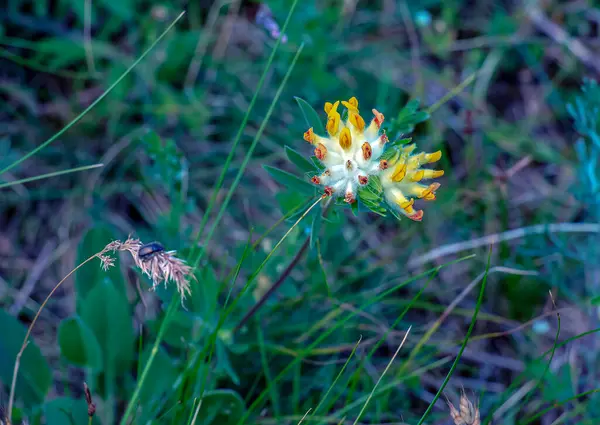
[138,241,165,260]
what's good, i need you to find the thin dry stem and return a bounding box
[7,253,99,423]
[8,237,193,422]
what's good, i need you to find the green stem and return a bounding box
[119,293,179,425]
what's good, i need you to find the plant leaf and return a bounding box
[196,389,246,425]
[295,96,325,135]
[75,227,126,303]
[0,309,51,407]
[284,146,316,173]
[80,282,134,375]
[264,165,317,196]
[58,316,103,370]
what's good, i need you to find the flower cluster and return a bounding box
[303,97,443,221]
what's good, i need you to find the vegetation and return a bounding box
[1,0,600,424]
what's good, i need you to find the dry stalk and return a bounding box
[7,237,193,423]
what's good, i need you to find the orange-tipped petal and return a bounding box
[372,109,385,127]
[362,142,372,160]
[407,210,424,221]
[314,143,327,160]
[303,127,315,144]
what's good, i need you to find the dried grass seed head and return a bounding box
[98,237,194,302]
[447,391,481,425]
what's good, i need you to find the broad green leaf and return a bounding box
[294,96,325,135]
[41,396,97,425]
[58,316,103,370]
[80,282,134,375]
[264,165,317,196]
[197,389,246,425]
[285,146,316,173]
[138,346,176,405]
[0,310,51,407]
[310,156,326,172]
[75,226,125,302]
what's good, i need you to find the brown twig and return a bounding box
[234,235,310,333]
[234,198,331,333]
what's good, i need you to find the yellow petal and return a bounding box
[391,163,407,182]
[422,169,444,179]
[425,150,442,163]
[326,112,341,136]
[324,102,333,114]
[303,127,315,144]
[339,127,352,150]
[410,170,425,182]
[349,112,365,132]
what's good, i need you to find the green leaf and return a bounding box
[310,156,326,172]
[310,210,322,249]
[196,389,246,425]
[216,339,241,385]
[138,346,176,405]
[75,227,126,303]
[379,147,401,162]
[42,397,96,425]
[58,316,103,370]
[80,282,134,374]
[263,165,317,196]
[388,137,413,148]
[351,200,359,216]
[294,96,325,135]
[139,129,187,192]
[368,175,383,194]
[0,309,51,407]
[284,146,316,173]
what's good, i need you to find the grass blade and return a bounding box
[0,12,185,177]
[351,327,411,425]
[0,163,103,189]
[415,247,492,425]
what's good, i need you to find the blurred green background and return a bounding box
[1,0,600,424]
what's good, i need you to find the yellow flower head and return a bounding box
[303,97,442,219]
